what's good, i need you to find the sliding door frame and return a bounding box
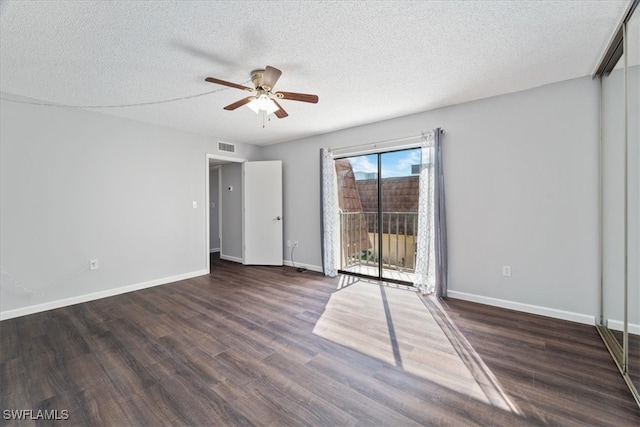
[594,0,640,407]
[336,147,421,286]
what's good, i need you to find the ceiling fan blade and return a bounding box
[224,96,255,110]
[272,100,288,119]
[262,66,282,90]
[275,91,319,104]
[205,77,254,91]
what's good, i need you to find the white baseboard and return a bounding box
[0,269,208,321]
[219,254,243,263]
[447,290,596,326]
[606,319,640,335]
[209,248,220,253]
[283,260,323,273]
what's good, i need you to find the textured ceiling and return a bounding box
[0,1,631,145]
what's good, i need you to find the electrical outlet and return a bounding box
[502,265,511,277]
[287,240,291,247]
[90,259,99,270]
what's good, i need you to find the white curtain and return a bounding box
[414,129,447,296]
[321,148,338,276]
[413,131,436,294]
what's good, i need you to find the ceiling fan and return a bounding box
[205,66,318,119]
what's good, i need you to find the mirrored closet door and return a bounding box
[597,0,639,406]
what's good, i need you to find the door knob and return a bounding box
[274,216,282,221]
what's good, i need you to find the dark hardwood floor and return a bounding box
[612,329,640,395]
[1,254,639,426]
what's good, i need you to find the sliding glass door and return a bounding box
[336,148,421,284]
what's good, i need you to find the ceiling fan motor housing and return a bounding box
[251,69,268,91]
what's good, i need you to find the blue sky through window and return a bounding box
[350,148,421,179]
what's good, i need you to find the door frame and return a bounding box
[205,153,246,274]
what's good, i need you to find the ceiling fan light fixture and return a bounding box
[246,99,260,114]
[246,94,280,115]
[256,94,271,110]
[265,99,280,115]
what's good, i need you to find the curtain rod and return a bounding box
[328,128,444,154]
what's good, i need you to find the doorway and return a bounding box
[206,154,246,274]
[336,148,421,284]
[209,165,220,255]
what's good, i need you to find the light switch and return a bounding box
[192,201,197,209]
[502,265,511,277]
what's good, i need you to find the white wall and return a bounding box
[262,76,601,323]
[0,94,260,318]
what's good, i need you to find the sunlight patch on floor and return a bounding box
[312,280,521,414]
[342,264,416,284]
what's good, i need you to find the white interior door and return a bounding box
[243,161,283,265]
